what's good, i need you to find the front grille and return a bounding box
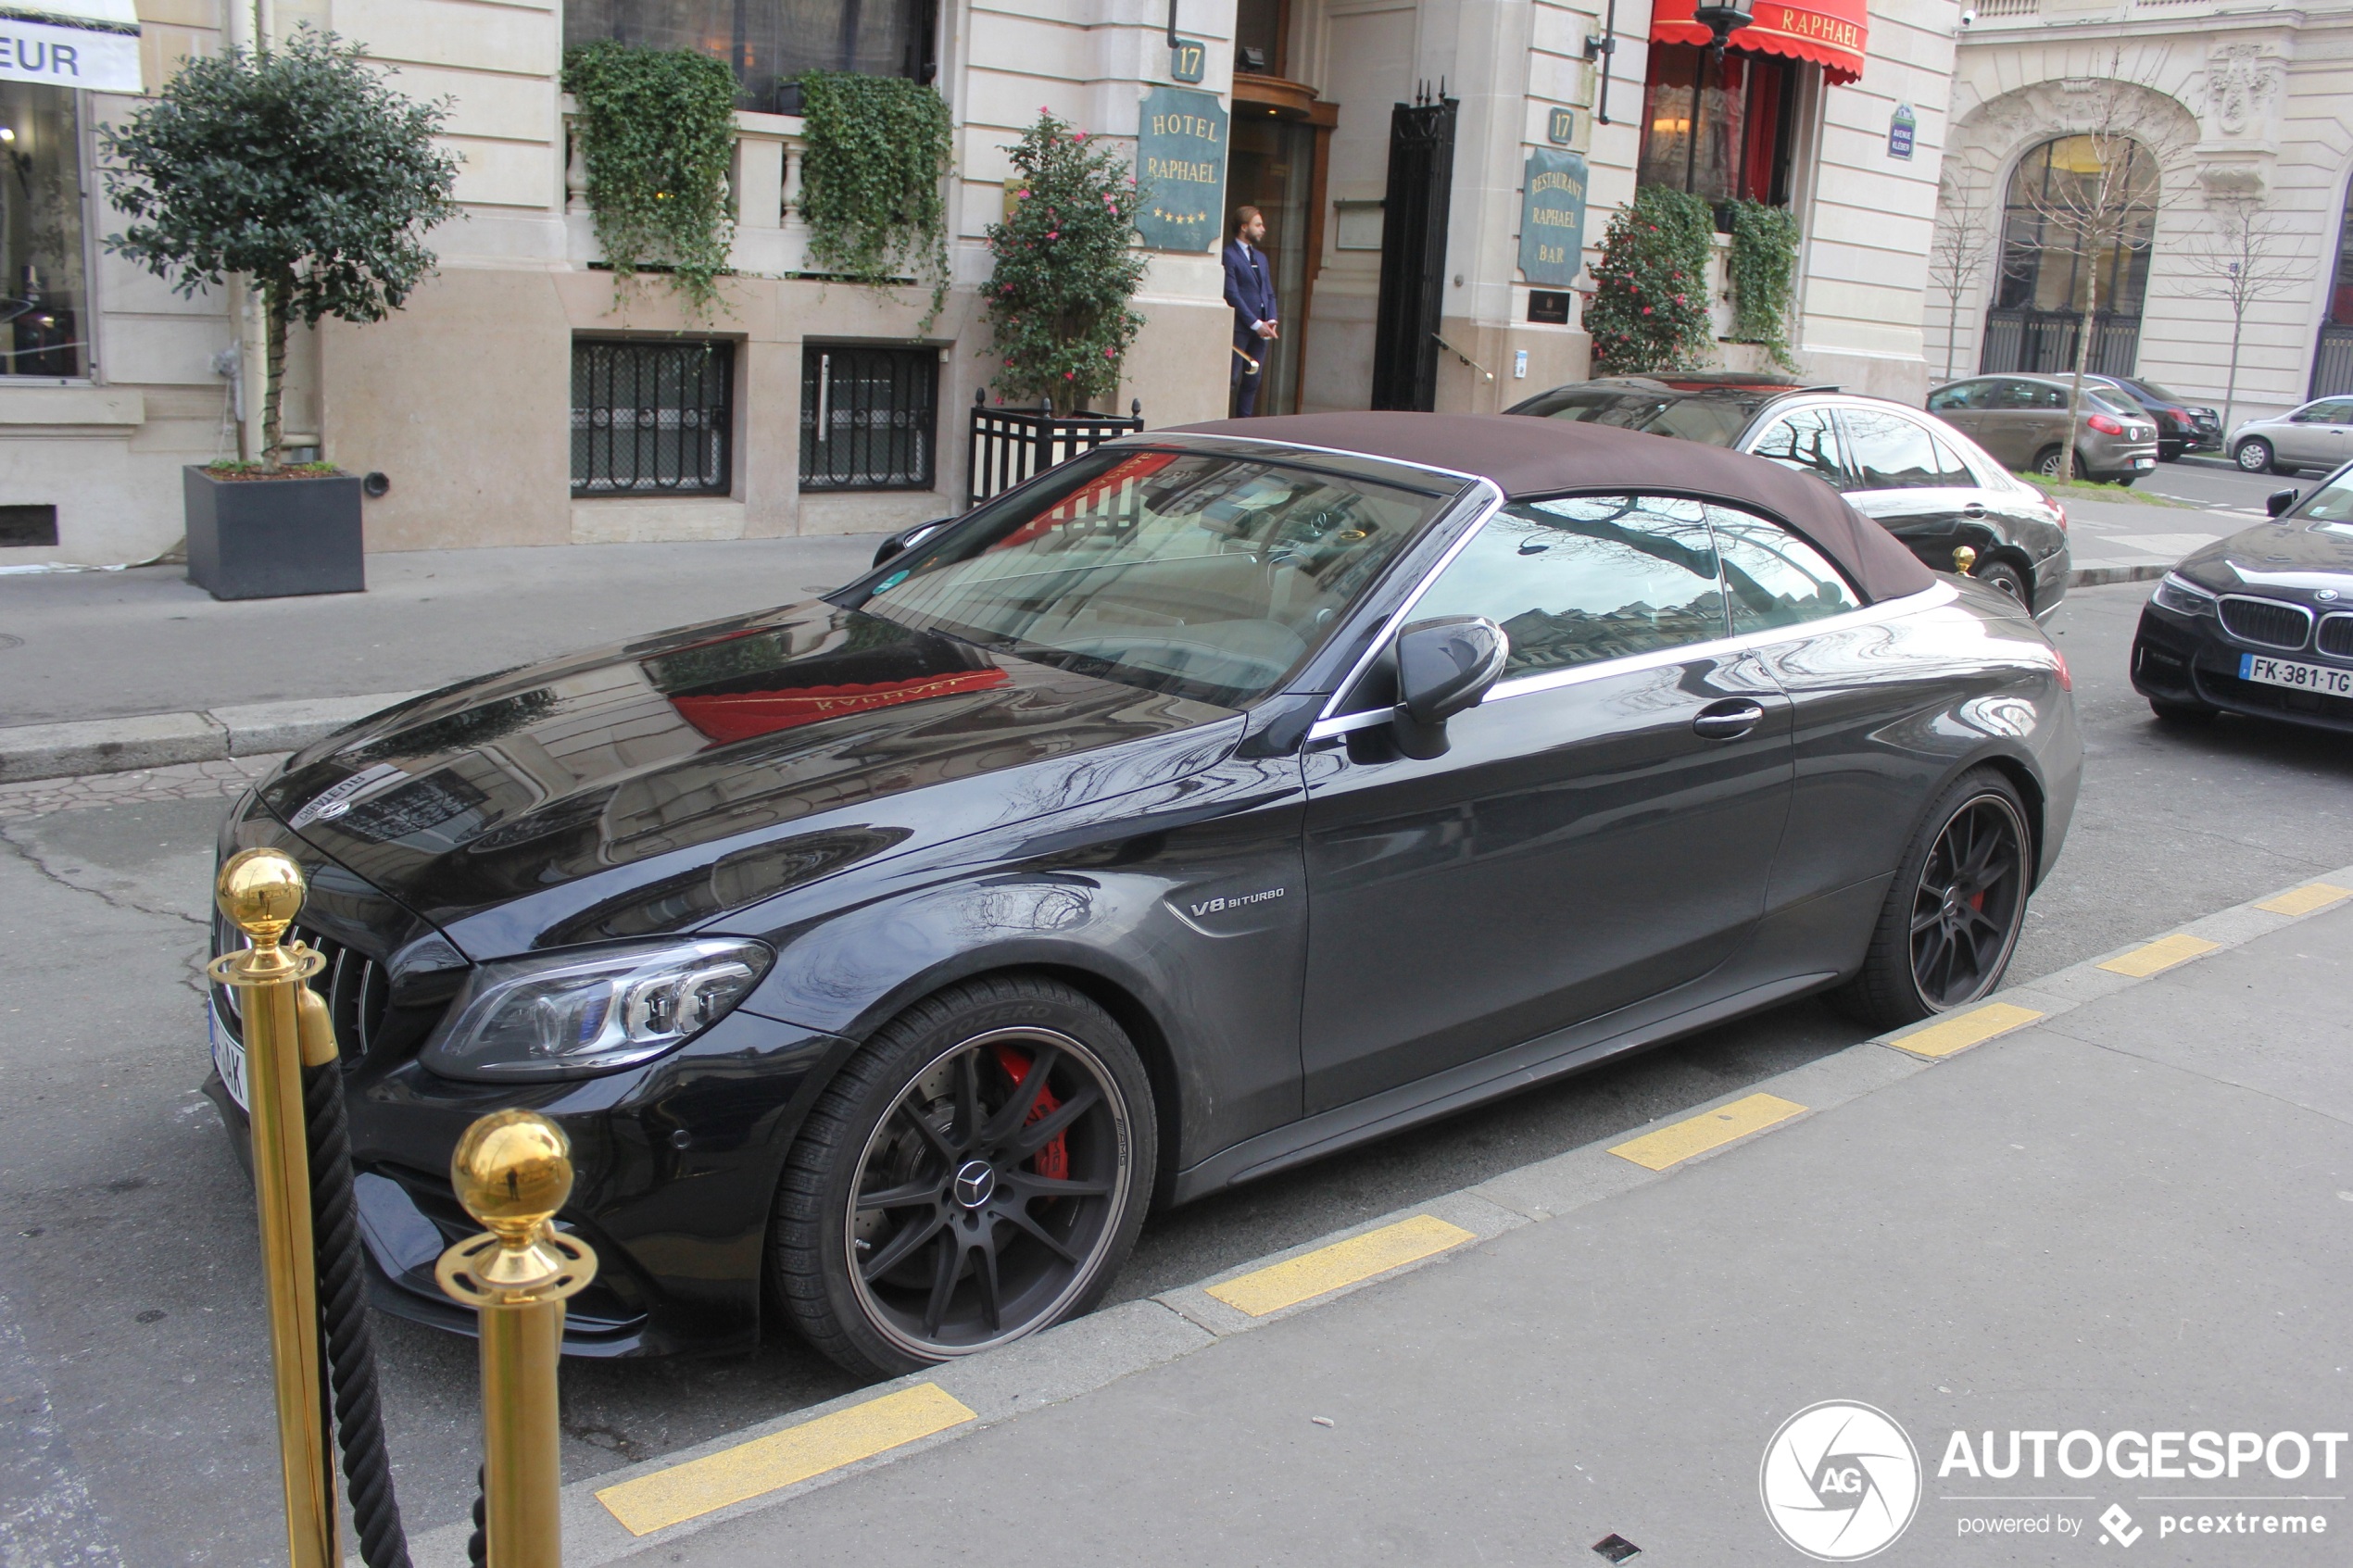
[2318,612,2353,659]
[2218,596,2312,651]
[210,917,401,1066]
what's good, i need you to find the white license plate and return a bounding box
[208,997,249,1112]
[2133,457,2156,469]
[2239,652,2353,697]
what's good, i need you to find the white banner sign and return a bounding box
[0,1,144,94]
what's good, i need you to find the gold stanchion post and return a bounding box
[210,849,338,1568]
[437,1110,598,1568]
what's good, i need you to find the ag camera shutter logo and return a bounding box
[1760,1401,1922,1561]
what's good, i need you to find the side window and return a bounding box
[1985,380,2032,409]
[1843,409,1974,490]
[1410,495,1730,680]
[1930,431,1990,488]
[1708,503,1864,634]
[1925,383,1975,412]
[2024,383,2068,409]
[1747,408,1850,490]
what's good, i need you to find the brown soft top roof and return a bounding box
[1175,410,1934,604]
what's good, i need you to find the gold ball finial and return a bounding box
[451,1110,574,1244]
[216,848,306,944]
[1952,545,1979,575]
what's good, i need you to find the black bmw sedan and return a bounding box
[2131,463,2353,732]
[206,414,2080,1375]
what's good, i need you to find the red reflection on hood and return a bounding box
[671,668,1013,745]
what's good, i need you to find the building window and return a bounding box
[799,345,937,491]
[572,338,735,498]
[2309,172,2353,398]
[1980,135,2154,377]
[1637,44,1803,209]
[0,83,86,379]
[564,0,938,115]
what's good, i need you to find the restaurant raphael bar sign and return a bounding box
[0,0,142,91]
[1517,147,1588,287]
[1135,86,1228,253]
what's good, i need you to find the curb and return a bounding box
[398,864,2353,1568]
[2068,562,2170,587]
[0,691,422,784]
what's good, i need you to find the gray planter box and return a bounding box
[183,467,366,601]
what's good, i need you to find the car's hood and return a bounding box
[260,601,1240,958]
[2171,519,2353,599]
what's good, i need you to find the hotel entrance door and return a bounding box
[1226,80,1333,416]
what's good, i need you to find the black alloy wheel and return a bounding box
[1972,558,2031,610]
[772,976,1154,1378]
[2235,438,2274,474]
[1839,769,2032,1027]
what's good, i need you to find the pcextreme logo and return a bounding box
[1760,1401,1923,1561]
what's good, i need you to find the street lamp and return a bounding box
[1682,0,1757,199]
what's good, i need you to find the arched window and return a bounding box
[1980,134,2156,376]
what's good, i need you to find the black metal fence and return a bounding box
[2310,324,2353,400]
[571,338,734,497]
[800,345,939,491]
[965,393,1145,507]
[1978,308,2140,379]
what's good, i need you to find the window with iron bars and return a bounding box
[800,345,938,491]
[572,338,735,498]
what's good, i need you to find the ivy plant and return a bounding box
[798,71,953,329]
[561,40,737,313]
[1584,185,1715,377]
[101,28,459,470]
[981,111,1147,413]
[1728,198,1801,371]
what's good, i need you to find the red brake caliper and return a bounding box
[990,1045,1069,1181]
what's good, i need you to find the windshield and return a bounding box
[2294,469,2353,531]
[1510,384,1760,446]
[858,448,1453,708]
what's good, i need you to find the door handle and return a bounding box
[1962,502,1987,518]
[1692,699,1767,741]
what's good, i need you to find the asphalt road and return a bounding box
[5,582,2352,1563]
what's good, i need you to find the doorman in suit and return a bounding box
[1224,206,1278,417]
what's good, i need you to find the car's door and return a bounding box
[1924,381,1992,448]
[1834,407,1983,571]
[1960,380,2034,470]
[2272,402,2329,466]
[2298,399,2353,468]
[1296,494,1794,1112]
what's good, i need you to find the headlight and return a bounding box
[420,937,774,1082]
[2152,572,2218,618]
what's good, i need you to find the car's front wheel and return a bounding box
[1839,769,2033,1029]
[772,976,1155,1378]
[2235,438,2275,474]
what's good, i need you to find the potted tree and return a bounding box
[102,29,459,599]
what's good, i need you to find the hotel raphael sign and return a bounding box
[0,0,142,92]
[1518,148,1589,287]
[1135,86,1228,253]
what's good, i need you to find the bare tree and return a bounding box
[2168,199,2312,437]
[2010,61,2196,481]
[1927,173,1997,383]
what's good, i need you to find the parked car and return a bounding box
[2227,396,2353,476]
[1924,374,2160,483]
[2080,373,2222,462]
[1504,377,2070,616]
[205,413,2080,1374]
[2131,460,2353,732]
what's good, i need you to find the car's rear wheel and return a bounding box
[772,976,1154,1378]
[2235,438,2275,474]
[1838,769,2032,1029]
[2032,445,2067,479]
[1973,558,2031,608]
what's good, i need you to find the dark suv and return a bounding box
[1505,377,2070,617]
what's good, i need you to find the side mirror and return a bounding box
[872,518,952,571]
[1390,616,1510,759]
[2267,488,2300,519]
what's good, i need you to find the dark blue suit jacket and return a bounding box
[1223,240,1277,347]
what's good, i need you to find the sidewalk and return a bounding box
[450,873,2353,1568]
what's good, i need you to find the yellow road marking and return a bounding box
[596,1382,975,1536]
[1608,1092,1806,1172]
[1888,1000,2044,1060]
[2097,933,2221,978]
[2257,883,2353,917]
[1205,1214,1475,1317]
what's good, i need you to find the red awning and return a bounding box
[1650,0,1868,85]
